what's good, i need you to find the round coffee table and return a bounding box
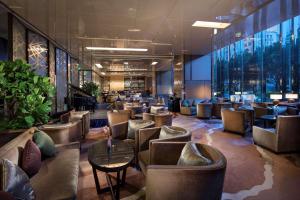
[88,139,134,200]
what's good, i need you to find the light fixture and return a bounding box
[124,62,129,65]
[151,61,158,65]
[95,63,103,68]
[176,62,182,65]
[86,47,148,52]
[285,93,298,103]
[214,28,218,35]
[128,28,141,32]
[270,94,282,106]
[192,21,231,29]
[101,72,106,75]
[235,92,242,95]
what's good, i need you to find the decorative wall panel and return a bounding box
[12,18,26,61]
[27,31,48,76]
[0,7,8,61]
[56,48,67,112]
[70,58,79,86]
[49,43,56,113]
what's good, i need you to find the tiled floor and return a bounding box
[77,114,300,200]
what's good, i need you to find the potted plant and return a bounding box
[0,59,55,130]
[81,82,100,98]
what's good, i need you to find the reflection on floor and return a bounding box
[77,114,300,200]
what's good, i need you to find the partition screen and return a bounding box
[56,48,68,112]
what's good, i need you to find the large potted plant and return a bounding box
[0,59,55,130]
[81,82,100,98]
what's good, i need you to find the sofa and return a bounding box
[144,142,227,200]
[180,98,206,115]
[0,127,80,200]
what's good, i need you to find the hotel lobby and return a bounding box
[1,0,300,200]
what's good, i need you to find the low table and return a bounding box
[259,115,277,128]
[88,139,134,200]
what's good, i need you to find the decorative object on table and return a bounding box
[270,94,282,116]
[0,60,55,130]
[285,93,298,103]
[230,94,241,103]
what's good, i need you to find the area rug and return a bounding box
[77,115,300,200]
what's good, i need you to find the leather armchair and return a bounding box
[221,109,247,135]
[70,111,90,139]
[144,142,227,200]
[253,115,300,153]
[197,103,213,119]
[107,110,131,126]
[137,126,191,173]
[142,113,172,127]
[212,103,232,118]
[124,105,143,119]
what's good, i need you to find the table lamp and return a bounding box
[285,93,298,103]
[270,94,282,106]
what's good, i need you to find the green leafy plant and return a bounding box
[0,59,55,129]
[81,82,100,98]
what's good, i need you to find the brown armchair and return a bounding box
[253,115,300,153]
[221,109,247,135]
[70,111,90,139]
[145,142,227,200]
[142,113,172,127]
[212,103,232,118]
[137,126,191,173]
[107,110,131,126]
[197,103,213,119]
[110,120,155,164]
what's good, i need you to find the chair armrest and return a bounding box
[137,127,160,152]
[110,121,128,140]
[149,142,186,165]
[253,126,277,152]
[55,142,80,152]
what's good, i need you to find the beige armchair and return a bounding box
[110,120,155,164]
[107,110,131,126]
[144,142,227,200]
[137,126,191,173]
[253,116,300,153]
[124,105,143,119]
[197,103,213,119]
[143,113,172,127]
[70,111,90,139]
[221,109,247,135]
[39,120,83,144]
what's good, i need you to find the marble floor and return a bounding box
[77,114,300,200]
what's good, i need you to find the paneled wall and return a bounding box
[110,75,124,91]
[184,54,211,99]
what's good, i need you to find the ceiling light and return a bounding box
[151,62,158,65]
[128,28,141,32]
[124,62,129,65]
[95,63,103,68]
[101,72,106,75]
[192,21,231,29]
[176,62,182,65]
[86,47,148,52]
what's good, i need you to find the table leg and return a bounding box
[106,173,116,200]
[92,167,101,194]
[121,168,127,186]
[116,171,120,200]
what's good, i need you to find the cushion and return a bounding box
[150,106,165,114]
[0,191,15,200]
[21,140,42,177]
[0,159,35,200]
[177,142,212,166]
[30,148,79,200]
[128,120,154,139]
[33,131,56,157]
[192,99,205,106]
[159,126,186,139]
[181,99,190,107]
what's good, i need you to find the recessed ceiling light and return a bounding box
[86,47,148,52]
[192,21,231,29]
[128,28,141,32]
[101,72,106,75]
[151,62,158,65]
[95,63,103,68]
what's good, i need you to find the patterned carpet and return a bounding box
[77,115,300,200]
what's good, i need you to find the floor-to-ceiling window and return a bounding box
[294,15,300,94]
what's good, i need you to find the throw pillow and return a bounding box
[0,159,35,200]
[159,126,185,139]
[21,139,42,178]
[33,130,56,157]
[128,120,153,139]
[177,142,212,166]
[0,191,15,200]
[181,99,190,107]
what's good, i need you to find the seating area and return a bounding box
[1,0,300,200]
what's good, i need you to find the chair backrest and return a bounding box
[221,109,246,135]
[154,114,172,127]
[107,110,130,126]
[253,106,273,118]
[276,116,300,152]
[143,113,155,121]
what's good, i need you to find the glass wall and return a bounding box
[212,0,300,101]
